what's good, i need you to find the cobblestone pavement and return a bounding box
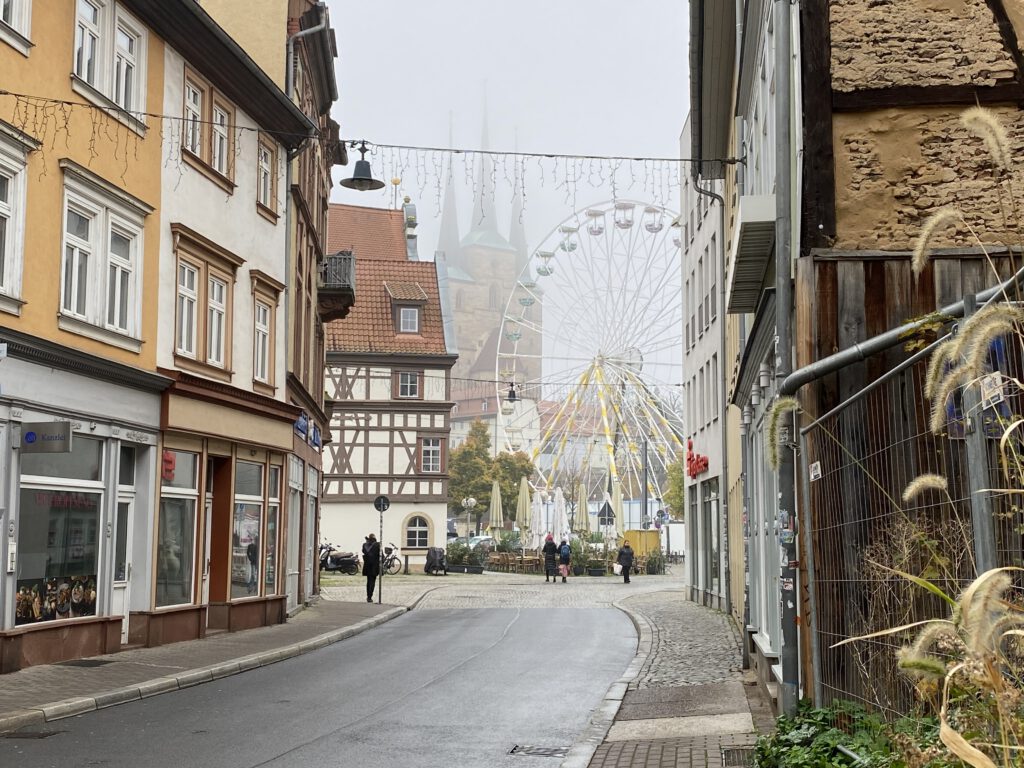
[627,590,744,689]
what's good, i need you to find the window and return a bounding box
[712,354,719,420]
[207,276,226,367]
[397,371,420,399]
[71,2,147,124]
[1,0,32,52]
[171,223,243,379]
[256,137,277,214]
[58,162,149,350]
[709,235,717,323]
[156,449,198,607]
[420,437,443,473]
[399,306,419,333]
[233,460,264,599]
[265,465,280,595]
[254,300,270,383]
[180,68,236,188]
[406,516,429,548]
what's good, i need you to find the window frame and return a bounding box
[0,127,31,316]
[172,223,242,381]
[180,67,236,192]
[256,135,278,220]
[398,305,420,334]
[405,515,430,549]
[0,0,32,56]
[394,370,422,400]
[249,270,283,394]
[418,436,444,474]
[58,162,148,351]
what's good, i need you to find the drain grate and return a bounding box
[723,747,755,767]
[2,730,63,739]
[57,658,115,667]
[509,745,570,758]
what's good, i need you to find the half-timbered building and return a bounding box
[321,203,457,566]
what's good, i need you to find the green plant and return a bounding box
[495,531,521,552]
[466,546,486,566]
[446,541,468,566]
[569,537,586,565]
[645,548,665,575]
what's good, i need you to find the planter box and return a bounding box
[447,564,467,573]
[571,566,585,576]
[465,565,485,574]
[586,567,607,577]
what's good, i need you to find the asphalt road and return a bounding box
[2,606,636,768]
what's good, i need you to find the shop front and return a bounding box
[0,342,166,672]
[136,373,300,647]
[286,410,323,614]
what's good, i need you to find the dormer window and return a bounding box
[385,280,428,335]
[399,306,419,333]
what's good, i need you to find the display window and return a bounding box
[16,436,104,625]
[156,449,199,607]
[232,460,263,599]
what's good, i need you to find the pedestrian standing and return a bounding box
[616,540,635,584]
[557,539,571,583]
[362,533,381,603]
[542,534,558,583]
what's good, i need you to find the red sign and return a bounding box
[161,450,176,482]
[686,439,709,479]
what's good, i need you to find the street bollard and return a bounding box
[403,554,409,575]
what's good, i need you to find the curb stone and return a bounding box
[0,604,411,734]
[560,597,654,768]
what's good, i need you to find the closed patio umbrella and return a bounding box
[574,483,591,536]
[487,478,503,540]
[515,477,531,548]
[530,491,544,550]
[552,486,570,541]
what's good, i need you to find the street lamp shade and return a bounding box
[339,141,385,191]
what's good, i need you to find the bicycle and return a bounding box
[382,543,402,575]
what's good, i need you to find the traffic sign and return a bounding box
[373,495,390,512]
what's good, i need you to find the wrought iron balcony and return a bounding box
[318,251,356,322]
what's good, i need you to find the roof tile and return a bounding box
[327,203,407,259]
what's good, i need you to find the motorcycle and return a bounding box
[319,542,360,575]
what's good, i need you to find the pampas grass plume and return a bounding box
[912,208,959,277]
[961,105,1013,173]
[902,473,948,502]
[929,365,970,435]
[924,339,956,400]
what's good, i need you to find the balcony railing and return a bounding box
[318,251,356,322]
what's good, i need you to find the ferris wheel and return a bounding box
[496,199,685,512]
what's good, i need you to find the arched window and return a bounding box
[406,515,429,548]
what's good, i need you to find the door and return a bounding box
[111,496,133,644]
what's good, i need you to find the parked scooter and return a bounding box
[318,542,360,575]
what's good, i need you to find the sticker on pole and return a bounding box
[808,461,822,482]
[373,495,390,512]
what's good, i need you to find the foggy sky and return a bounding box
[326,0,690,258]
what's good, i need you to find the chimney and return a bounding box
[403,197,419,261]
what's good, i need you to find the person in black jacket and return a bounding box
[362,533,381,603]
[616,541,635,584]
[542,534,558,583]
[557,538,571,583]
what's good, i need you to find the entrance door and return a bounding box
[111,496,133,644]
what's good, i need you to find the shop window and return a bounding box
[265,465,280,595]
[232,460,263,599]
[118,444,135,486]
[156,449,198,607]
[406,515,429,548]
[21,434,103,481]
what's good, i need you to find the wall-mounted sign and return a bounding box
[20,422,72,454]
[294,412,309,439]
[685,439,709,479]
[310,424,322,448]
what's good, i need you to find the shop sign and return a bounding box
[294,411,309,439]
[685,439,708,479]
[122,430,151,444]
[20,422,73,454]
[309,424,321,448]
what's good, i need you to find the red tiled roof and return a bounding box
[327,203,407,259]
[384,281,428,301]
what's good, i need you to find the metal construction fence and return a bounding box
[798,334,1024,716]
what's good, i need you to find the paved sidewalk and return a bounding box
[563,592,775,768]
[0,589,435,734]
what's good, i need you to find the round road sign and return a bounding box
[373,495,390,512]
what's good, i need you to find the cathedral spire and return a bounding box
[435,111,462,265]
[471,95,497,232]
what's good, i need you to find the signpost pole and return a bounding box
[373,495,390,605]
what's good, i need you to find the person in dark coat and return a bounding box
[616,541,635,584]
[362,533,381,603]
[557,538,571,583]
[542,534,558,583]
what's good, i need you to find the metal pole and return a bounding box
[798,429,823,703]
[378,506,383,605]
[642,437,649,531]
[774,0,799,717]
[961,294,997,573]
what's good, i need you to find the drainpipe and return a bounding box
[775,0,799,717]
[695,183,730,618]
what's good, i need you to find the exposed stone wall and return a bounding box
[830,0,1015,91]
[833,106,1024,249]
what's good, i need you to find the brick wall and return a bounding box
[830,0,1015,91]
[833,106,1024,249]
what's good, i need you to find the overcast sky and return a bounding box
[326,0,690,257]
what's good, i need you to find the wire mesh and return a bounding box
[801,355,980,717]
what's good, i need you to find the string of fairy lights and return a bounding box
[0,88,740,222]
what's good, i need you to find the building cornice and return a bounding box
[0,327,171,392]
[325,352,458,369]
[159,368,300,423]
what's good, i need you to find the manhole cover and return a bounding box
[2,730,63,739]
[58,658,115,667]
[509,745,569,758]
[723,747,755,767]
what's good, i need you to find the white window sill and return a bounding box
[0,21,31,57]
[0,292,24,316]
[58,313,142,353]
[70,75,147,138]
